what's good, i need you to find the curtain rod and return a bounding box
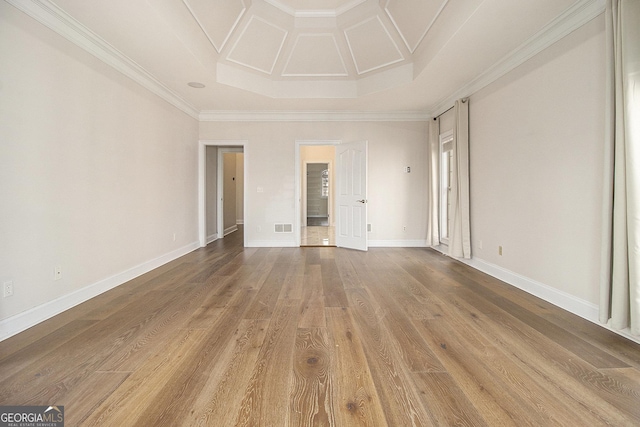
[433,106,453,120]
[433,98,468,120]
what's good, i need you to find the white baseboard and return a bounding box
[430,244,599,320]
[0,241,200,342]
[461,256,599,322]
[368,239,428,248]
[429,245,640,344]
[223,225,238,236]
[247,240,298,248]
[207,233,219,244]
[464,256,640,345]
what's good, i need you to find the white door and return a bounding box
[336,141,368,251]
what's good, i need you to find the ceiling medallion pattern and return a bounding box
[184,0,447,98]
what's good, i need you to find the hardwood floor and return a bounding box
[1,228,640,426]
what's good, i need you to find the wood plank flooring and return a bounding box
[1,228,640,426]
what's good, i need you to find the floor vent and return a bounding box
[275,223,293,233]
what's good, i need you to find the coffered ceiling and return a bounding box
[8,0,605,118]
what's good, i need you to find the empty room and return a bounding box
[1,0,639,425]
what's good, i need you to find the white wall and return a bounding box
[0,3,199,335]
[468,16,606,306]
[199,121,428,247]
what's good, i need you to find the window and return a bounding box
[440,132,454,245]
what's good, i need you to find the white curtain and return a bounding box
[426,117,440,246]
[600,0,640,336]
[449,99,471,259]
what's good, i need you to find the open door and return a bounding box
[336,140,368,251]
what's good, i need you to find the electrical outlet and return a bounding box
[498,246,503,256]
[54,266,62,281]
[403,226,407,232]
[3,281,13,298]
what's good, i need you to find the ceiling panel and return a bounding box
[267,0,367,14]
[282,34,348,76]
[182,0,246,53]
[344,16,404,74]
[385,0,448,53]
[226,16,289,75]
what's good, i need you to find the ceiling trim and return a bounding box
[344,15,405,75]
[216,62,358,98]
[216,61,413,98]
[181,0,247,53]
[199,110,430,122]
[263,0,368,18]
[384,0,450,53]
[226,15,289,75]
[429,0,607,116]
[282,33,348,77]
[5,0,200,120]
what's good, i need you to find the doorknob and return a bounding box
[356,199,367,203]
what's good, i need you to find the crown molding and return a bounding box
[6,0,200,120]
[199,110,430,122]
[429,0,606,117]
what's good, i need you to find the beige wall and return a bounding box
[0,3,199,327]
[468,16,606,304]
[199,121,429,246]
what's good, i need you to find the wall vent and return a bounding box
[275,223,293,233]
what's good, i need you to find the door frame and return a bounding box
[198,140,248,248]
[294,140,341,247]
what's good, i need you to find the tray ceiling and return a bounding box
[11,0,602,114]
[180,0,442,97]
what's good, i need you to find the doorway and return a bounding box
[198,140,247,248]
[295,141,338,247]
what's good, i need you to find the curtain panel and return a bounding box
[449,99,472,259]
[427,100,471,259]
[600,0,640,336]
